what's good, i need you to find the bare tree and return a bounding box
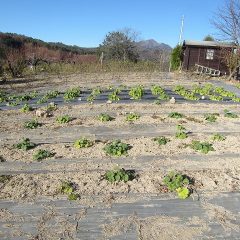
[212,0,240,79]
[212,0,240,44]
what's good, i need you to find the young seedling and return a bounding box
[153,136,170,146]
[21,103,33,112]
[104,140,130,157]
[108,90,120,102]
[151,85,165,96]
[33,149,54,161]
[168,112,184,119]
[98,113,114,122]
[60,181,80,200]
[204,113,219,123]
[60,181,75,194]
[74,138,93,148]
[175,125,188,139]
[224,109,238,118]
[24,119,41,129]
[129,85,144,100]
[126,113,140,122]
[190,141,214,154]
[14,138,36,151]
[163,171,190,199]
[211,133,226,141]
[105,167,135,183]
[56,115,71,124]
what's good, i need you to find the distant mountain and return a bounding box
[137,39,172,51]
[136,39,172,61]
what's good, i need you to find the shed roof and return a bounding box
[183,40,234,48]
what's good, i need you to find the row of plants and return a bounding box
[59,169,193,200]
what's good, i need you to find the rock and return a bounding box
[169,97,176,104]
[35,109,51,118]
[106,100,112,104]
[201,96,205,100]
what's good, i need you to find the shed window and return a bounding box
[206,49,214,60]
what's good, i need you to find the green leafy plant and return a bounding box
[74,138,93,148]
[33,149,54,161]
[163,171,190,199]
[91,88,101,96]
[176,187,190,199]
[60,181,80,200]
[129,85,144,100]
[56,115,71,124]
[126,112,140,122]
[153,136,170,146]
[176,131,188,139]
[104,140,130,157]
[98,113,114,122]
[151,85,165,96]
[24,119,41,129]
[87,94,95,102]
[211,133,226,141]
[204,113,219,123]
[105,167,135,183]
[14,138,36,151]
[224,109,238,118]
[21,103,33,112]
[168,112,184,119]
[64,87,81,101]
[209,95,223,101]
[190,141,214,154]
[108,90,120,102]
[175,125,188,139]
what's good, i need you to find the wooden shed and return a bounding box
[182,40,234,75]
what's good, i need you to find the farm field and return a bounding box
[1,72,240,239]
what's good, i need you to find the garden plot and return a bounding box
[1,74,240,239]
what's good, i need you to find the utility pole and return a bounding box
[178,15,184,45]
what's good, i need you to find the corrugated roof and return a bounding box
[183,40,234,48]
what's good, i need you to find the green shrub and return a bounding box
[104,140,130,157]
[74,138,93,148]
[105,168,135,183]
[170,45,182,71]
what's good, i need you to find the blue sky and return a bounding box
[0,0,224,48]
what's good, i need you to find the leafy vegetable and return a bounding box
[14,138,36,151]
[33,149,54,161]
[153,136,170,146]
[98,113,114,122]
[129,85,144,100]
[104,140,130,157]
[190,141,214,154]
[126,112,140,122]
[56,115,71,124]
[105,168,135,183]
[74,138,93,148]
[24,119,41,129]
